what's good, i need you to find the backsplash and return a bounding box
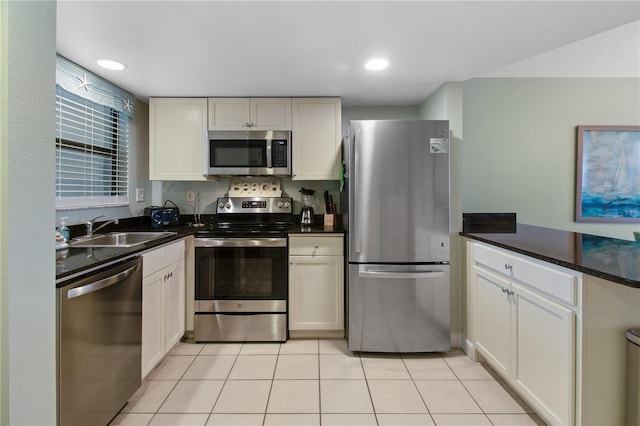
[162,177,340,217]
[56,178,341,229]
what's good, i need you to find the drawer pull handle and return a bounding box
[314,244,319,248]
[504,264,512,270]
[501,287,514,296]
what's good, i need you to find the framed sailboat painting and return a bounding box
[575,125,640,223]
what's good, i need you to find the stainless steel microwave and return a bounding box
[207,130,291,176]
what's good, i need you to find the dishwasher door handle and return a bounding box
[358,269,444,280]
[67,263,140,299]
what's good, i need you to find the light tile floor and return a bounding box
[111,339,546,426]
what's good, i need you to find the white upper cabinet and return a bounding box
[291,98,342,180]
[208,98,291,130]
[149,98,207,181]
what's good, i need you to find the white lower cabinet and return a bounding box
[288,234,344,337]
[472,242,579,426]
[474,267,513,378]
[142,239,186,378]
[164,258,185,350]
[512,283,574,426]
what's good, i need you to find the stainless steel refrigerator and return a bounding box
[343,119,450,353]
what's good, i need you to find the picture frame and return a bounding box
[575,125,640,223]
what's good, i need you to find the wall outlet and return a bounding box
[186,190,195,202]
[136,188,145,202]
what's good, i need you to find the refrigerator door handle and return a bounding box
[353,130,361,253]
[358,268,445,280]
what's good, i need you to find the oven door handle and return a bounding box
[195,237,287,248]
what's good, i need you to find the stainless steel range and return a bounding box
[194,196,292,342]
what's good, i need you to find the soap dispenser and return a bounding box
[57,217,70,243]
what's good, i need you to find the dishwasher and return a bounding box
[57,256,142,426]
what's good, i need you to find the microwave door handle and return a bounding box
[266,140,272,168]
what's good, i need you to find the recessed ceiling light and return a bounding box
[97,58,126,71]
[365,58,389,71]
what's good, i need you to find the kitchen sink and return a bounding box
[68,231,177,248]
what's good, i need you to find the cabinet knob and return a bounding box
[314,244,319,249]
[504,264,513,270]
[289,261,294,265]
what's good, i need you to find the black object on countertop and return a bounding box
[463,212,516,233]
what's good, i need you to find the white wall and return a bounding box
[2,1,57,424]
[462,78,640,241]
[342,105,419,137]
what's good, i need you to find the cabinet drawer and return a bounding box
[512,257,578,306]
[289,235,343,256]
[143,248,166,278]
[143,239,185,277]
[165,240,185,264]
[474,243,579,306]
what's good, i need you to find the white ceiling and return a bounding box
[56,1,640,107]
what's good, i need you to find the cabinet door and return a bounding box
[513,283,575,426]
[208,98,251,130]
[292,98,341,180]
[164,259,185,352]
[251,98,291,130]
[149,98,207,181]
[474,266,513,378]
[289,255,344,331]
[142,270,165,378]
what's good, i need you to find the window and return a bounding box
[55,55,134,209]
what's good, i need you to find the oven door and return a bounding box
[195,237,287,309]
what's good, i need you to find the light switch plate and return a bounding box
[136,188,145,202]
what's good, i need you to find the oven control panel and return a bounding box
[241,200,267,209]
[216,197,292,214]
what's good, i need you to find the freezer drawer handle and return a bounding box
[358,269,444,279]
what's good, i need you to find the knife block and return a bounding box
[323,214,335,228]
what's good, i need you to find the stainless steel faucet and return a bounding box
[86,215,119,236]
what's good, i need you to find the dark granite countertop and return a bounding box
[461,224,640,288]
[56,224,195,285]
[56,216,344,284]
[288,216,345,234]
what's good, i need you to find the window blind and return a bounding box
[55,55,134,209]
[55,86,129,208]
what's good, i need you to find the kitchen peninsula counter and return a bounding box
[461,223,639,288]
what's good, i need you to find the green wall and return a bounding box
[3,1,57,424]
[462,78,640,241]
